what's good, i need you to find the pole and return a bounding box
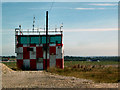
[46,11,48,70]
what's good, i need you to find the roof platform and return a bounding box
[15,28,63,35]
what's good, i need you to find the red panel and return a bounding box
[30,44,36,47]
[43,59,49,70]
[56,59,63,69]
[56,44,61,46]
[23,47,30,59]
[17,59,23,69]
[17,44,23,48]
[30,59,36,70]
[49,46,56,55]
[36,47,43,58]
[56,44,63,47]
[55,34,61,36]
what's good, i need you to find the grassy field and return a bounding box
[48,61,119,83]
[2,62,18,70]
[2,61,119,83]
[64,61,118,66]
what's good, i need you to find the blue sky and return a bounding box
[1,2,118,56]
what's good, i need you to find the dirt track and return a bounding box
[1,63,118,88]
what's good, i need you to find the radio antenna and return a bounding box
[55,25,57,32]
[33,16,35,32]
[60,23,63,31]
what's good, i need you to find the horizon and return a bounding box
[1,55,118,57]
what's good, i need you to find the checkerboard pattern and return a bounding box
[16,44,64,70]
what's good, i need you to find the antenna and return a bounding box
[37,28,39,33]
[33,16,35,32]
[44,24,45,31]
[27,29,29,35]
[19,25,23,35]
[55,25,57,32]
[60,23,63,31]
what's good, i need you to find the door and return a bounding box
[37,63,43,70]
[36,58,43,70]
[23,59,30,70]
[50,55,56,67]
[56,46,62,59]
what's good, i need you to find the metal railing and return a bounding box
[15,28,63,35]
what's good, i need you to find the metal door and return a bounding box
[50,55,56,67]
[23,59,30,70]
[37,63,43,70]
[56,46,62,59]
[36,58,43,70]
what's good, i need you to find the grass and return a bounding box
[48,66,119,83]
[64,61,118,66]
[48,61,119,83]
[2,62,17,69]
[2,61,119,83]
[2,62,21,71]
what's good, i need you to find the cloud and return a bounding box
[89,3,118,6]
[74,8,105,10]
[28,8,47,10]
[64,28,118,32]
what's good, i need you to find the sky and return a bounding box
[1,0,119,2]
[1,2,118,56]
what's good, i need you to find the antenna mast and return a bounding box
[33,16,35,32]
[55,25,57,32]
[60,23,63,31]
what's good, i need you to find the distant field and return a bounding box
[64,61,118,66]
[2,61,118,69]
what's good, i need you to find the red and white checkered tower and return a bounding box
[15,12,64,70]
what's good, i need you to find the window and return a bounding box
[18,37,30,44]
[56,36,61,44]
[50,36,56,43]
[50,36,61,44]
[30,37,39,44]
[41,36,49,44]
[17,35,61,44]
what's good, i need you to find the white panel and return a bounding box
[37,63,43,70]
[62,46,64,59]
[36,44,43,47]
[18,47,23,53]
[23,44,29,47]
[30,51,36,59]
[33,47,36,52]
[17,53,23,59]
[15,36,17,53]
[50,55,56,67]
[30,47,36,59]
[23,59,30,69]
[49,44,56,46]
[56,46,62,59]
[43,51,49,59]
[40,44,43,46]
[36,45,39,47]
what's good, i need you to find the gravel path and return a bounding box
[2,71,94,88]
[1,63,118,88]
